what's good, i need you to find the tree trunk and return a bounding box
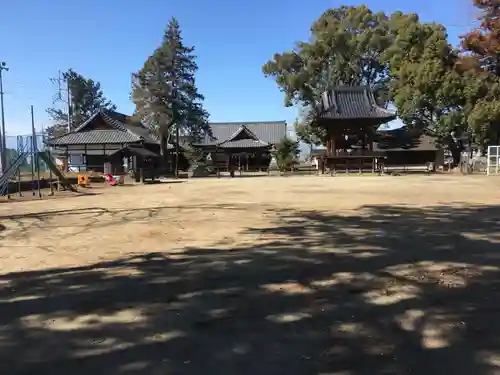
[175,124,180,177]
[160,133,168,172]
[450,145,462,167]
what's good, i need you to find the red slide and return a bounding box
[104,174,117,186]
[103,174,123,186]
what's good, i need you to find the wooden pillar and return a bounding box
[84,144,88,171]
[216,146,220,178]
[326,125,337,157]
[331,136,336,156]
[326,125,332,157]
[366,128,374,152]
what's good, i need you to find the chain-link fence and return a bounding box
[2,134,49,173]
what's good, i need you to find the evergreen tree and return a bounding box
[459,0,500,147]
[294,119,323,156]
[264,2,500,155]
[132,17,209,168]
[46,69,116,138]
[274,137,300,171]
[461,0,500,76]
[263,6,392,109]
[263,6,393,146]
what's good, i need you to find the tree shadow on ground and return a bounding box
[0,190,102,205]
[142,180,187,185]
[0,204,249,240]
[1,204,500,374]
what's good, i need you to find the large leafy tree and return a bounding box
[293,115,323,156]
[384,14,463,134]
[386,6,500,156]
[46,69,116,138]
[459,0,500,146]
[294,120,322,148]
[263,5,394,144]
[132,17,209,166]
[463,76,500,146]
[461,0,500,75]
[265,1,500,156]
[263,5,392,106]
[273,137,300,171]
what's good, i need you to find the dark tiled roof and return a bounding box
[224,125,259,142]
[109,145,160,158]
[194,121,286,148]
[49,110,158,146]
[97,110,158,143]
[218,125,270,148]
[219,139,270,149]
[211,121,286,143]
[319,87,396,120]
[49,130,142,145]
[374,127,439,152]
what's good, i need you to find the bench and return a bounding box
[382,164,433,174]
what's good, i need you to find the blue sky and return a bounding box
[0,0,474,138]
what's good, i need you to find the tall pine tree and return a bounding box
[132,18,209,172]
[46,69,116,138]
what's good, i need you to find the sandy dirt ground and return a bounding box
[1,174,500,374]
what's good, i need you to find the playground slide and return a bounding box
[38,152,78,192]
[0,152,30,195]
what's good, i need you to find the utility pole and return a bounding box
[66,77,71,133]
[0,61,8,174]
[49,70,72,132]
[175,122,180,178]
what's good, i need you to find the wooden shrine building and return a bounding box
[373,127,444,171]
[48,110,160,173]
[192,121,287,174]
[314,86,396,173]
[47,109,191,176]
[107,144,160,181]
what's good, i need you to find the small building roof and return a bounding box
[219,139,270,149]
[374,127,439,152]
[49,129,143,145]
[76,110,158,143]
[211,121,286,144]
[318,86,396,121]
[108,145,160,158]
[218,125,270,148]
[48,110,158,146]
[193,121,285,149]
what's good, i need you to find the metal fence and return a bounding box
[487,146,500,175]
[459,152,488,175]
[2,134,50,173]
